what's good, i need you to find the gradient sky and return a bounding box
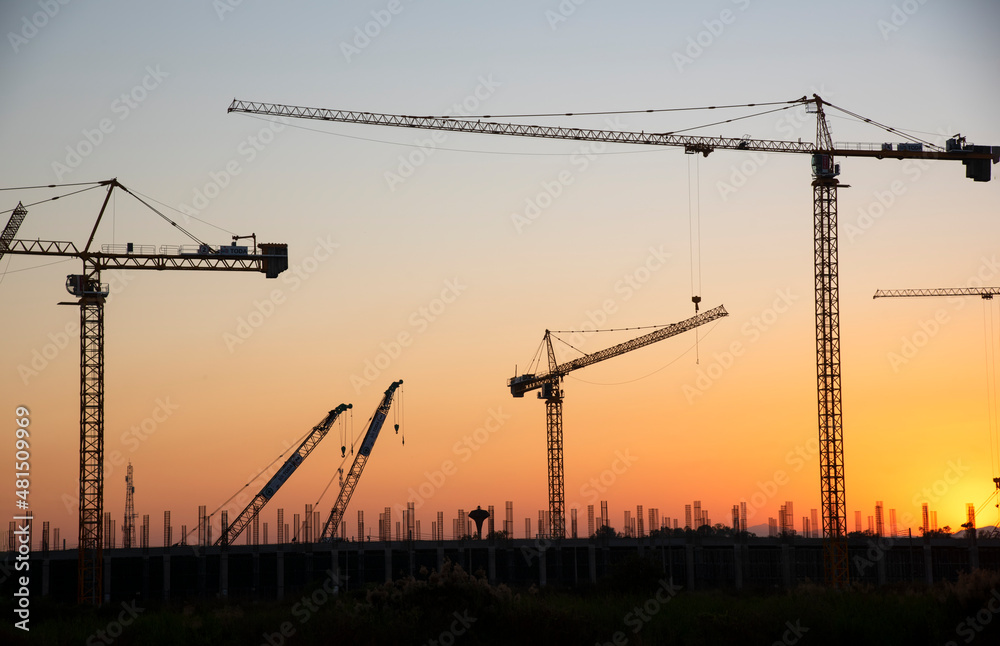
[2,0,999,545]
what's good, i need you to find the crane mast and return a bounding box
[122,462,135,549]
[228,94,998,587]
[1,179,289,604]
[511,305,728,539]
[320,380,403,540]
[216,403,352,547]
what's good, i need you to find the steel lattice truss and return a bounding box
[874,288,1000,299]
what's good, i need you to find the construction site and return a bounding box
[2,3,1000,644]
[3,95,999,601]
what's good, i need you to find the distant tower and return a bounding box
[122,462,136,549]
[469,506,490,539]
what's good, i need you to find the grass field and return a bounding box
[4,559,999,646]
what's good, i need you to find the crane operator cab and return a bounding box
[811,153,840,180]
[66,274,110,298]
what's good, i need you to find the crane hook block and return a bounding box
[341,446,346,458]
[394,423,399,434]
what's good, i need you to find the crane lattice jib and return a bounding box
[0,202,28,260]
[320,380,403,540]
[874,288,1000,299]
[510,305,727,396]
[216,403,351,547]
[0,239,285,275]
[228,100,1000,163]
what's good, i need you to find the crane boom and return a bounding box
[320,380,403,540]
[874,288,1000,299]
[0,202,28,261]
[227,98,999,166]
[216,403,351,547]
[510,305,728,396]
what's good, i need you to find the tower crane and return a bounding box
[510,305,727,539]
[1,178,289,605]
[215,403,352,547]
[874,287,1000,495]
[320,380,403,541]
[227,94,998,586]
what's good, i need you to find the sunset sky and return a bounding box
[2,0,999,546]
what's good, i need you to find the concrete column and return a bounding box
[436,545,444,573]
[219,552,228,598]
[162,553,170,601]
[588,544,597,584]
[539,545,547,587]
[103,552,112,603]
[253,550,260,599]
[41,556,49,596]
[970,541,980,571]
[384,545,392,583]
[876,548,887,587]
[923,543,934,585]
[197,549,206,598]
[276,550,285,601]
[142,555,150,601]
[488,545,496,585]
[331,547,341,591]
[685,543,695,591]
[733,544,743,590]
[781,544,793,588]
[357,544,365,588]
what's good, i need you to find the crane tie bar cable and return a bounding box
[431,98,807,120]
[549,323,684,334]
[0,180,110,191]
[117,183,208,246]
[0,184,104,215]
